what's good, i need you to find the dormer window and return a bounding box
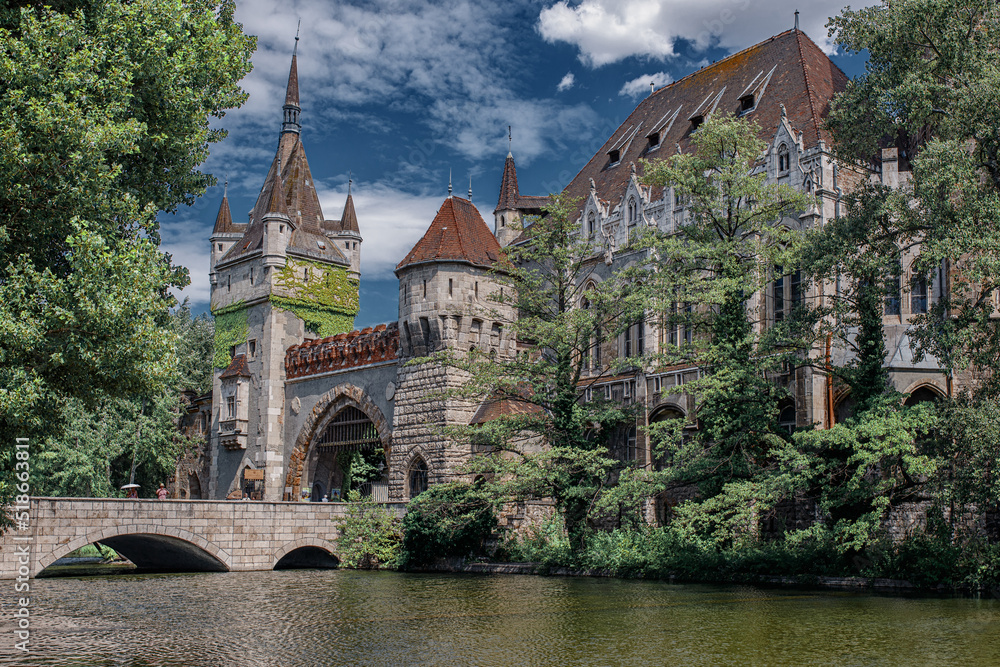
[317,240,326,250]
[778,144,790,173]
[608,149,621,165]
[690,115,704,131]
[647,132,660,150]
[739,94,755,114]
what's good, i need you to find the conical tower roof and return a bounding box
[495,153,519,213]
[284,52,299,107]
[340,189,359,234]
[211,193,243,235]
[396,196,501,273]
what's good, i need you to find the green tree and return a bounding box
[172,299,215,395]
[828,0,1000,395]
[440,193,647,550]
[0,1,254,517]
[633,116,815,541]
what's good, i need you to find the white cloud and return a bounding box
[206,0,601,184]
[557,72,576,91]
[619,71,673,98]
[538,0,880,66]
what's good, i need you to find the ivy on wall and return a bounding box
[273,258,359,336]
[212,301,248,368]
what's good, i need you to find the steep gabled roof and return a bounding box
[218,137,349,266]
[559,28,847,212]
[396,196,502,272]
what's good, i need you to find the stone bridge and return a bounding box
[0,497,406,579]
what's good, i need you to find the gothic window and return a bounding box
[778,144,790,173]
[588,212,596,239]
[623,320,644,358]
[778,405,796,435]
[885,260,902,316]
[773,269,785,322]
[500,215,506,228]
[409,458,429,498]
[627,198,638,238]
[911,272,929,314]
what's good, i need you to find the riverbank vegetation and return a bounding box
[346,0,1000,591]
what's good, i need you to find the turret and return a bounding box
[208,187,244,287]
[493,152,522,247]
[262,162,292,268]
[281,39,301,135]
[327,180,362,278]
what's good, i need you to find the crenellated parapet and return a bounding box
[285,322,399,379]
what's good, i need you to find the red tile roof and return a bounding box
[469,391,543,425]
[285,323,398,379]
[219,353,251,379]
[558,28,847,215]
[396,196,503,272]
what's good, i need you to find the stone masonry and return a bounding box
[0,497,405,579]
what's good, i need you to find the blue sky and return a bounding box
[162,0,873,328]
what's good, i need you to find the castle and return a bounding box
[174,25,953,505]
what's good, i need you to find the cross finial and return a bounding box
[294,19,301,54]
[448,168,453,197]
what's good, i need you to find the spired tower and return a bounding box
[390,193,514,500]
[208,44,361,500]
[493,150,550,247]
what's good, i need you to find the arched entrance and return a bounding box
[286,384,392,500]
[308,406,387,501]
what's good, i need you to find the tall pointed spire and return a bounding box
[495,151,519,213]
[282,25,301,135]
[340,175,359,233]
[212,188,236,234]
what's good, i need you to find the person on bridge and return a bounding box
[156,483,169,500]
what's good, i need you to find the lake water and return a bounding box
[1,569,998,666]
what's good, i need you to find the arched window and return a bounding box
[627,198,637,228]
[777,144,790,173]
[587,212,596,239]
[885,257,902,316]
[500,215,506,228]
[911,271,928,314]
[408,458,429,498]
[778,405,796,435]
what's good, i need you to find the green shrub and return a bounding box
[400,482,498,567]
[334,490,402,569]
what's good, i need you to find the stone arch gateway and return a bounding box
[285,383,392,498]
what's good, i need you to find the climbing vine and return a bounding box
[272,258,359,336]
[212,301,248,368]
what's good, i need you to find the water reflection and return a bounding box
[1,570,998,666]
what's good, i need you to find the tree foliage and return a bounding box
[0,1,253,516]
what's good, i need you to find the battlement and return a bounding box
[285,322,399,379]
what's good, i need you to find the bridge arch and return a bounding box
[37,525,232,575]
[286,383,391,496]
[272,538,340,570]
